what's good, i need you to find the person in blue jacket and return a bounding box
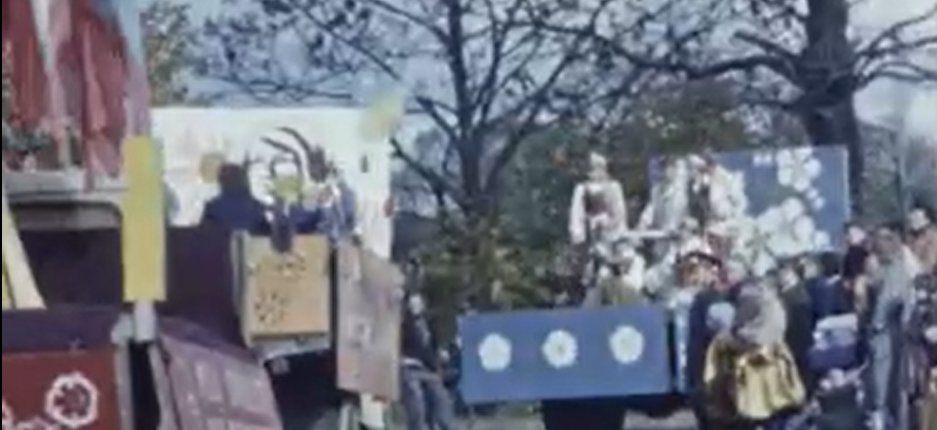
[201,164,269,233]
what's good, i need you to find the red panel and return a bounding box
[2,0,151,177]
[2,348,121,429]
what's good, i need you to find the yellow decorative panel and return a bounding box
[1,184,43,309]
[121,136,167,302]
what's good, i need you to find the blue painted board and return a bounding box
[459,305,672,404]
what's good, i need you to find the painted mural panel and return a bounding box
[153,108,394,258]
[336,243,404,399]
[648,145,851,275]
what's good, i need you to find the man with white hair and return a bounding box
[865,222,923,430]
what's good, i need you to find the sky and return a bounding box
[147,0,936,138]
[852,0,937,138]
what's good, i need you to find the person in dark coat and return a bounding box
[201,164,269,233]
[807,252,853,321]
[684,252,732,430]
[400,264,455,430]
[843,223,870,281]
[776,260,817,392]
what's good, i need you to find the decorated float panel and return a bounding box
[459,306,671,403]
[336,243,404,400]
[460,145,851,403]
[152,108,394,258]
[2,308,282,430]
[649,145,851,276]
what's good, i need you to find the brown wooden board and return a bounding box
[2,348,123,429]
[159,334,281,430]
[243,235,331,339]
[336,244,404,400]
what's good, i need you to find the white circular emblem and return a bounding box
[477,333,512,372]
[44,372,99,429]
[542,330,578,369]
[1,399,13,430]
[609,325,645,364]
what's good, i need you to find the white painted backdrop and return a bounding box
[152,108,394,258]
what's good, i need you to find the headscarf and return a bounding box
[733,283,788,347]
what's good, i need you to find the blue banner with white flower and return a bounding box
[459,305,673,403]
[719,146,850,275]
[649,146,851,275]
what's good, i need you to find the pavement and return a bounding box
[456,411,697,430]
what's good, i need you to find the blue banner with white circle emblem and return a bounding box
[459,305,672,403]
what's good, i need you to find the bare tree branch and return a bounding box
[858,3,937,61]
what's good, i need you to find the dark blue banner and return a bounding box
[459,305,672,403]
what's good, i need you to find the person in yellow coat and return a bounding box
[703,282,806,430]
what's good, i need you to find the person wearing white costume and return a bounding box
[582,241,647,307]
[569,152,628,246]
[638,156,691,235]
[687,154,748,253]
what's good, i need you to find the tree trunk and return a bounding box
[798,97,864,214]
[800,0,865,214]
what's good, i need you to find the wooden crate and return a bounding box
[243,235,331,338]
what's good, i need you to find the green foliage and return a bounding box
[143,1,196,106]
[423,79,755,312]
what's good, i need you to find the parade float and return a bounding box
[458,146,853,427]
[2,1,282,429]
[151,107,403,429]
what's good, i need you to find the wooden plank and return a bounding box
[243,235,331,338]
[0,183,43,309]
[158,334,281,429]
[121,136,167,302]
[337,244,404,400]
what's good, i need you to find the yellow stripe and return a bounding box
[1,183,43,308]
[121,136,167,302]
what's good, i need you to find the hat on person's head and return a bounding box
[607,241,638,265]
[687,154,706,169]
[681,249,722,268]
[589,152,609,171]
[706,302,736,333]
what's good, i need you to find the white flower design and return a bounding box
[806,188,826,210]
[2,400,13,430]
[813,231,832,250]
[734,215,781,276]
[766,199,816,255]
[542,330,578,369]
[44,372,99,429]
[609,326,645,365]
[477,334,513,372]
[777,147,822,192]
